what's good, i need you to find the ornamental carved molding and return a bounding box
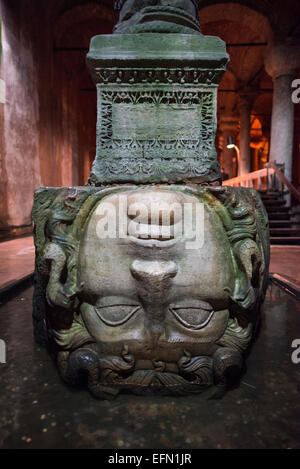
[90,87,219,184]
[89,67,226,86]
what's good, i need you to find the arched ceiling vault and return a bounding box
[199,0,300,39]
[54,2,115,48]
[200,3,275,122]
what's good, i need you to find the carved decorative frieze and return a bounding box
[90,87,219,184]
[89,67,225,86]
[86,33,229,184]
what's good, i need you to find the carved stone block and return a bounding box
[86,34,228,185]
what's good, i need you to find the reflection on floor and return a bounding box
[270,246,300,284]
[0,284,299,449]
[0,236,34,293]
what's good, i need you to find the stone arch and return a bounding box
[252,92,272,133]
[199,2,273,44]
[54,2,115,47]
[218,69,239,116]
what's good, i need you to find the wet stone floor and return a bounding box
[0,283,300,449]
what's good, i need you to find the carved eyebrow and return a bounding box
[96,303,141,309]
[95,296,141,308]
[94,305,141,327]
[169,300,213,311]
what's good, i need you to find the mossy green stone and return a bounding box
[86,33,229,185]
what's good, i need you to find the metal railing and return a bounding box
[223,162,300,203]
[266,162,300,203]
[222,167,273,190]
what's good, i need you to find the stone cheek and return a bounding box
[77,190,235,360]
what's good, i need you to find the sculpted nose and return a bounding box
[130,260,177,303]
[130,260,177,329]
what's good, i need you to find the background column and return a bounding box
[265,40,300,182]
[219,115,239,178]
[238,91,256,176]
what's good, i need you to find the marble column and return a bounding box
[238,92,255,176]
[265,41,300,182]
[219,115,239,178]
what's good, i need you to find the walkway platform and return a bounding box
[269,246,300,297]
[270,246,300,283]
[0,237,35,296]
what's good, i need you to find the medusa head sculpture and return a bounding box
[32,185,269,399]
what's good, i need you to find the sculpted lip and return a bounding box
[127,235,180,249]
[126,220,185,248]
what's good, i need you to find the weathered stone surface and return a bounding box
[87,34,228,184]
[3,282,300,449]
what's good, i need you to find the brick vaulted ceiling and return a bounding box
[51,0,300,148]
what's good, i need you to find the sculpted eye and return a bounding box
[169,301,214,330]
[95,305,141,327]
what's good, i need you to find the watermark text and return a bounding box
[292,79,300,104]
[291,339,300,364]
[95,195,205,250]
[0,339,6,364]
